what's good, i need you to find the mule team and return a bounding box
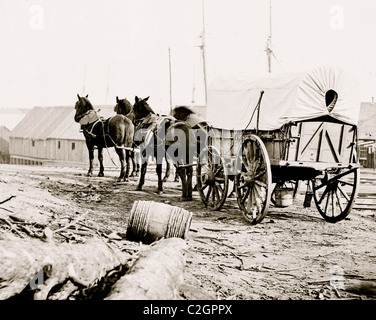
[74,94,207,201]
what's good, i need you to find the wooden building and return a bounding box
[9,106,122,168]
[0,126,10,163]
[358,102,376,168]
[0,108,28,163]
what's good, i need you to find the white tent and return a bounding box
[207,66,361,131]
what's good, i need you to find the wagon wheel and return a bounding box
[312,167,359,223]
[196,146,229,210]
[270,180,299,207]
[235,135,272,224]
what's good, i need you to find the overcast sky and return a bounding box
[1,0,376,114]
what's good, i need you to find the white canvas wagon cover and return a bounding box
[207,66,361,131]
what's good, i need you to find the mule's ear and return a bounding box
[77,94,81,99]
[135,96,139,103]
[116,96,119,103]
[144,96,150,101]
[85,94,88,98]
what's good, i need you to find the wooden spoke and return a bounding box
[337,184,350,202]
[318,187,330,205]
[255,180,267,189]
[205,185,213,202]
[334,189,344,213]
[199,183,209,192]
[212,184,219,203]
[241,187,251,205]
[337,179,354,187]
[216,182,224,195]
[324,191,330,215]
[331,190,335,217]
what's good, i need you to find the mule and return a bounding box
[116,96,174,182]
[169,105,210,188]
[74,94,134,181]
[132,96,195,200]
[114,96,140,177]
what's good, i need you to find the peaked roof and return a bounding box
[10,106,117,140]
[0,108,28,130]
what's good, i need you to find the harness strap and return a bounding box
[82,119,102,139]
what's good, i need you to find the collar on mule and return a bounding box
[79,110,102,125]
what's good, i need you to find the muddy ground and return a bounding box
[1,163,376,300]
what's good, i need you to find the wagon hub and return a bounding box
[240,172,256,188]
[201,170,216,185]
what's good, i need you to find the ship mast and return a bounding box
[168,47,173,113]
[266,0,272,73]
[200,0,208,105]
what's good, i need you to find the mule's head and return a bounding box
[114,96,133,115]
[74,94,94,122]
[172,105,195,121]
[133,96,155,122]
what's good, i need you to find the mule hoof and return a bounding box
[98,173,104,177]
[157,190,163,195]
[136,186,142,191]
[180,196,193,201]
[124,177,129,182]
[162,178,168,183]
[87,172,93,177]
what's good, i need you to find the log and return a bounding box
[343,279,376,296]
[105,237,187,300]
[0,233,136,300]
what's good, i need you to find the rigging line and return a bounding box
[271,50,284,71]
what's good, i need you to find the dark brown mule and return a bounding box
[167,105,209,183]
[114,96,140,177]
[116,96,173,182]
[132,96,195,200]
[74,94,134,181]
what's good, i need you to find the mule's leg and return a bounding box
[162,158,171,182]
[98,147,104,177]
[176,166,188,200]
[156,163,163,195]
[136,152,140,176]
[136,161,147,191]
[86,142,95,177]
[115,147,127,182]
[125,150,131,180]
[129,151,136,178]
[174,170,180,182]
[185,166,193,201]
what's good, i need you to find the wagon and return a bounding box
[195,66,361,225]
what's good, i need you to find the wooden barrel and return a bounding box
[126,200,193,244]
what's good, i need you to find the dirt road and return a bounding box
[1,164,376,300]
